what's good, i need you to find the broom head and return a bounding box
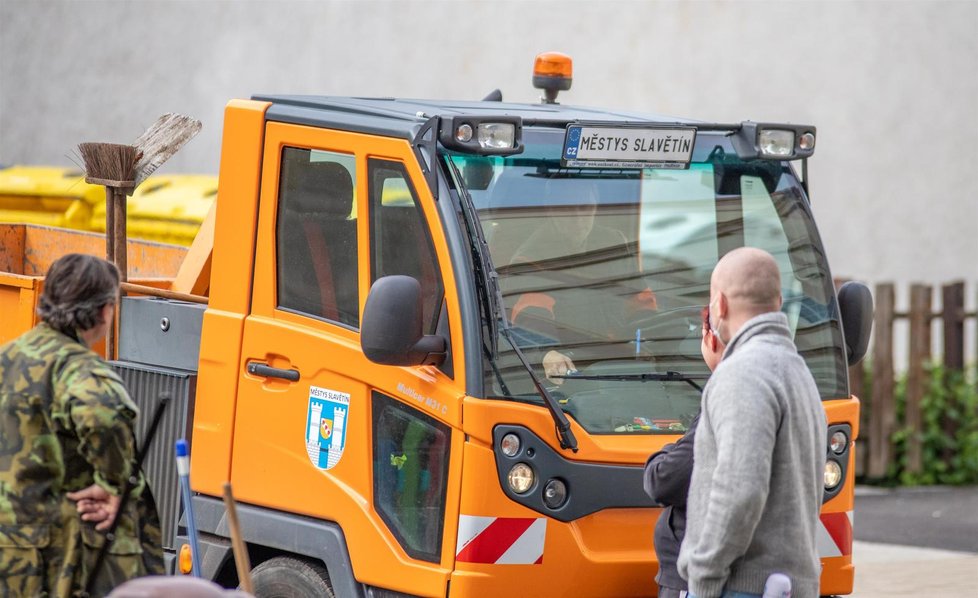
[79,142,141,188]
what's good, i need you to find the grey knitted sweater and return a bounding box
[677,312,827,598]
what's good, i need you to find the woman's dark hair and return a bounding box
[37,254,120,335]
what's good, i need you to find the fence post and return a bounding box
[869,283,895,479]
[905,284,932,475]
[941,282,966,463]
[942,282,965,370]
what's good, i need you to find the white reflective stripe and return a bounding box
[847,510,854,525]
[176,456,190,476]
[495,518,546,564]
[456,515,495,555]
[816,519,843,557]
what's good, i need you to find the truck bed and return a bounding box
[0,223,187,344]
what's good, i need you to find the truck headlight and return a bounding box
[830,430,849,454]
[758,129,795,157]
[507,463,535,494]
[477,123,516,150]
[438,116,523,156]
[500,433,521,457]
[731,122,816,160]
[824,460,843,490]
[543,478,568,509]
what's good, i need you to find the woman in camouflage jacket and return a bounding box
[0,254,163,597]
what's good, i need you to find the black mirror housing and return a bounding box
[361,275,446,367]
[837,281,873,367]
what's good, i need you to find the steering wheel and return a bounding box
[627,305,704,356]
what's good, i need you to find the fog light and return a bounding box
[178,543,193,575]
[507,463,535,494]
[500,433,521,457]
[477,123,516,150]
[799,131,816,151]
[824,460,843,490]
[455,123,474,143]
[759,129,795,157]
[830,430,848,454]
[543,478,568,509]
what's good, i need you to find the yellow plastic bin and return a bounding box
[90,174,218,246]
[0,166,103,230]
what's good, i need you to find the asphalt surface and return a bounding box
[853,485,978,552]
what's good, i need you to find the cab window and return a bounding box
[372,391,450,562]
[368,159,444,334]
[276,148,359,327]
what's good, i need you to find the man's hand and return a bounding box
[67,484,121,531]
[543,350,577,385]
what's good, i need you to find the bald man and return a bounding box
[677,248,827,598]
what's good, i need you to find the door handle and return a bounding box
[247,362,300,381]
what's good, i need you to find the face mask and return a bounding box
[708,296,727,346]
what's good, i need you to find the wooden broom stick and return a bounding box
[222,482,254,593]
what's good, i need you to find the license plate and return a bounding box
[562,125,696,169]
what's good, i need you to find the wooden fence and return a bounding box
[850,280,977,479]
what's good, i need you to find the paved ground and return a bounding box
[854,485,978,552]
[850,485,978,597]
[852,542,978,597]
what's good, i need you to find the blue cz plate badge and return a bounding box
[305,386,350,470]
[562,125,695,169]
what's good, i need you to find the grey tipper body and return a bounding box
[678,312,827,598]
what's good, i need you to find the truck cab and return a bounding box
[95,57,869,597]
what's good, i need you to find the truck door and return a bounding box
[230,121,464,595]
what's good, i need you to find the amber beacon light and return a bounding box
[533,52,573,104]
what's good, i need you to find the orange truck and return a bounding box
[0,54,872,597]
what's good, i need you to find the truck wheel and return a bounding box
[250,556,335,598]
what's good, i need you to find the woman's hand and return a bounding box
[67,484,122,531]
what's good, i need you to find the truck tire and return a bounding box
[250,556,335,598]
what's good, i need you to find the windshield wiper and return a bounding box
[501,328,579,452]
[443,157,503,356]
[551,371,706,392]
[442,158,577,453]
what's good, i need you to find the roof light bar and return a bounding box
[438,116,523,156]
[731,122,816,160]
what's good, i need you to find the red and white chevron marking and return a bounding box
[455,515,547,565]
[817,511,853,558]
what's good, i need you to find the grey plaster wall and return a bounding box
[1,1,976,306]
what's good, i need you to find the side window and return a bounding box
[276,148,359,327]
[372,391,450,562]
[368,159,444,333]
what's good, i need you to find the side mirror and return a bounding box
[837,281,873,367]
[361,275,446,367]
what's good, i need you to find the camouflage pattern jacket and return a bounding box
[0,323,163,597]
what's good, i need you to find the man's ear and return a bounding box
[716,292,729,318]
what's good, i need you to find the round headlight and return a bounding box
[507,463,535,494]
[799,132,816,151]
[500,433,521,457]
[455,123,474,143]
[830,430,848,454]
[543,478,568,510]
[824,460,843,490]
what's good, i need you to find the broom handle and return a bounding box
[104,187,115,263]
[222,483,254,593]
[113,188,128,283]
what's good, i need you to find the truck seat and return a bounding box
[278,161,359,326]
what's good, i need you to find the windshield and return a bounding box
[446,128,847,435]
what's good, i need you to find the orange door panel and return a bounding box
[230,121,465,597]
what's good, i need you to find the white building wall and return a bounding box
[1,0,975,361]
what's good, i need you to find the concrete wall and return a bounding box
[2,0,975,343]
